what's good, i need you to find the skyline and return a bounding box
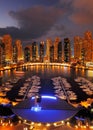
[0,0,93,44]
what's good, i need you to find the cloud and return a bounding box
[0,26,32,41]
[9,5,64,40]
[36,23,73,43]
[0,27,20,39]
[36,24,65,41]
[69,0,93,25]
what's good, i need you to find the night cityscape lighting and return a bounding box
[0,1,93,130]
[0,31,93,71]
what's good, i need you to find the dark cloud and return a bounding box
[0,27,20,39]
[0,27,32,41]
[36,24,64,41]
[9,6,64,40]
[29,0,60,6]
[1,0,93,43]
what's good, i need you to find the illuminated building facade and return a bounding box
[39,41,44,62]
[58,41,62,62]
[50,44,54,62]
[54,37,60,62]
[64,38,71,63]
[15,40,23,63]
[74,36,83,61]
[74,31,93,64]
[32,42,38,62]
[2,35,13,64]
[13,44,18,63]
[0,38,5,66]
[1,31,93,67]
[24,46,31,62]
[83,31,93,62]
[45,39,52,62]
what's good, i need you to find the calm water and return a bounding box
[0,65,93,103]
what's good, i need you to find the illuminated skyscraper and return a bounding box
[74,31,93,64]
[32,42,38,61]
[2,35,13,64]
[50,44,54,62]
[15,39,24,63]
[74,36,83,61]
[58,41,62,62]
[83,31,93,62]
[24,46,31,62]
[45,39,52,62]
[39,41,44,62]
[13,44,17,63]
[54,37,60,62]
[0,38,5,66]
[64,38,71,63]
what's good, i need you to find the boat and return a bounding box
[14,71,25,76]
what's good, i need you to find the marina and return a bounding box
[0,65,92,105]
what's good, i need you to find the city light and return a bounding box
[31,95,57,100]
[31,106,42,112]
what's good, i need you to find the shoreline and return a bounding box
[0,62,93,72]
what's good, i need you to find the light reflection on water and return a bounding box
[0,65,93,82]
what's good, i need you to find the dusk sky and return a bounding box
[0,0,93,44]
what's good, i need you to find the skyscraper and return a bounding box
[83,31,93,62]
[54,37,60,62]
[50,44,54,62]
[39,41,44,62]
[24,46,31,62]
[58,41,62,62]
[2,35,13,64]
[15,39,23,63]
[32,42,38,62]
[13,44,18,63]
[45,39,52,62]
[0,37,5,67]
[64,38,71,63]
[74,36,83,62]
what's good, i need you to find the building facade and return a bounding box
[50,44,54,62]
[45,39,52,62]
[15,40,24,63]
[58,41,62,62]
[74,36,83,62]
[32,42,38,62]
[2,35,13,65]
[54,37,60,62]
[24,47,31,62]
[39,41,45,62]
[64,38,71,63]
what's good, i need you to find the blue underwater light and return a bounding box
[31,95,57,112]
[31,105,42,112]
[31,95,57,100]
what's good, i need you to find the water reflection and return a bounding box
[0,65,93,83]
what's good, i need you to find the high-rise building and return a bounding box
[54,37,60,62]
[2,34,13,64]
[24,46,31,62]
[64,38,71,63]
[32,42,38,62]
[15,40,24,63]
[0,38,5,66]
[50,44,54,62]
[74,31,93,65]
[83,31,93,62]
[13,44,18,63]
[39,41,44,62]
[74,36,83,61]
[45,39,52,62]
[58,41,62,62]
